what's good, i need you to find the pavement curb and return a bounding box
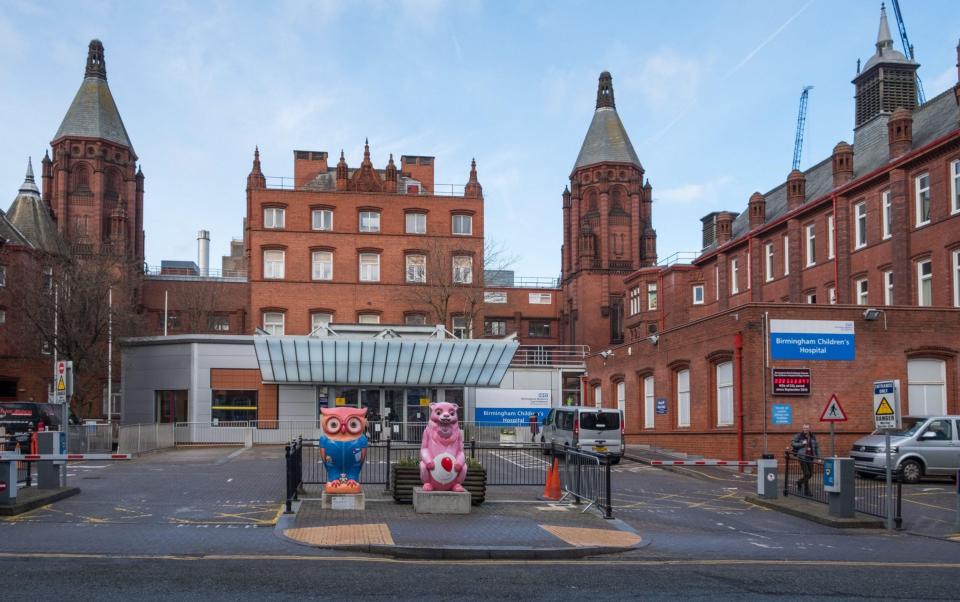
[0,487,81,516]
[744,494,885,529]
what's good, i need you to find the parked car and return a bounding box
[541,406,624,463]
[0,402,63,451]
[849,415,960,484]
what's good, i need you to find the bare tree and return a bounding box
[7,247,144,417]
[165,278,227,333]
[403,239,516,337]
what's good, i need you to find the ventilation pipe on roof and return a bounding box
[197,230,210,276]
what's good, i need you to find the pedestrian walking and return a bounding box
[788,423,820,495]
[529,413,540,442]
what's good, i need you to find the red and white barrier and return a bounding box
[649,460,756,467]
[0,453,131,461]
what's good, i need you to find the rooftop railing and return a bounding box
[657,251,700,267]
[510,345,589,368]
[264,176,466,197]
[143,265,248,282]
[487,276,561,289]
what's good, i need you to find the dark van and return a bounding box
[0,402,62,451]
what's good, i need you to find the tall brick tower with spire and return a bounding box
[561,72,656,349]
[45,39,144,265]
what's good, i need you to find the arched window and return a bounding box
[73,165,90,192]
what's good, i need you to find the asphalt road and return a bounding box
[2,446,958,599]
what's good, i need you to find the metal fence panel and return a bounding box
[67,424,114,453]
[783,452,901,522]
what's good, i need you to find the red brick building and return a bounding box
[582,10,960,461]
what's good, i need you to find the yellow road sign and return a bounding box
[56,376,65,391]
[875,397,895,416]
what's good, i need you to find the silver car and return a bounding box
[541,406,624,463]
[849,415,960,484]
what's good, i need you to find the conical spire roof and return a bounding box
[862,3,915,71]
[53,40,134,149]
[6,159,66,254]
[572,71,642,174]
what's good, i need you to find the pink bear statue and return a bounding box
[419,402,467,492]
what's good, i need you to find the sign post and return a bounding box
[873,380,901,530]
[819,393,847,457]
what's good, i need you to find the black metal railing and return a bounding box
[284,438,303,513]
[783,452,902,525]
[556,445,614,519]
[300,440,550,488]
[17,460,33,487]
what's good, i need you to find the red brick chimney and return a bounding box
[887,108,913,159]
[748,192,765,230]
[715,211,735,245]
[787,170,805,211]
[831,141,854,187]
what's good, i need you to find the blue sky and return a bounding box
[1,0,958,277]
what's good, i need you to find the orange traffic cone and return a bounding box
[30,433,38,456]
[539,457,562,501]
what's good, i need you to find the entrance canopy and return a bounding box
[253,336,518,387]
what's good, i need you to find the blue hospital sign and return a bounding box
[769,320,855,361]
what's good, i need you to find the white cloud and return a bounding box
[634,50,704,110]
[656,176,735,205]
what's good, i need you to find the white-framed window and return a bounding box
[730,258,739,294]
[406,254,426,283]
[917,259,932,306]
[714,265,720,300]
[616,381,626,416]
[359,211,380,233]
[452,214,472,235]
[484,319,506,336]
[0,265,5,287]
[827,214,835,259]
[263,207,285,229]
[783,235,790,275]
[643,376,655,429]
[405,212,426,234]
[311,251,333,281]
[716,361,733,427]
[856,277,869,305]
[915,173,930,227]
[263,250,285,279]
[907,358,946,416]
[692,284,704,305]
[828,286,836,304]
[884,270,894,305]
[952,160,960,214]
[529,293,552,304]
[311,312,332,332]
[43,266,53,291]
[677,369,690,428]
[629,287,641,315]
[854,202,867,249]
[484,291,507,304]
[263,312,284,336]
[358,313,380,325]
[593,384,602,408]
[312,209,333,231]
[647,282,658,310]
[0,308,5,325]
[805,291,817,304]
[954,249,960,307]
[805,223,816,267]
[452,316,469,339]
[359,253,380,282]
[881,192,891,239]
[452,255,473,284]
[765,242,774,282]
[746,250,751,289]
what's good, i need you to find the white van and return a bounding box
[541,406,624,463]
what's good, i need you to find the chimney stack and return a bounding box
[198,230,210,276]
[748,192,766,230]
[887,108,913,159]
[832,141,854,187]
[787,170,806,211]
[715,211,736,245]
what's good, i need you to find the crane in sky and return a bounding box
[792,86,813,171]
[890,0,926,104]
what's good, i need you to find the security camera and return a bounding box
[862,308,883,321]
[599,349,614,359]
[649,334,659,344]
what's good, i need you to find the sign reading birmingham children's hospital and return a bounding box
[475,389,551,426]
[769,319,855,361]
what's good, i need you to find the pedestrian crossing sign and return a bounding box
[819,394,847,422]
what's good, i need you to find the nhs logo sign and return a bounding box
[770,320,855,361]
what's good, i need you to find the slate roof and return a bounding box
[6,162,66,255]
[0,208,32,248]
[704,88,959,254]
[53,74,133,149]
[572,107,643,173]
